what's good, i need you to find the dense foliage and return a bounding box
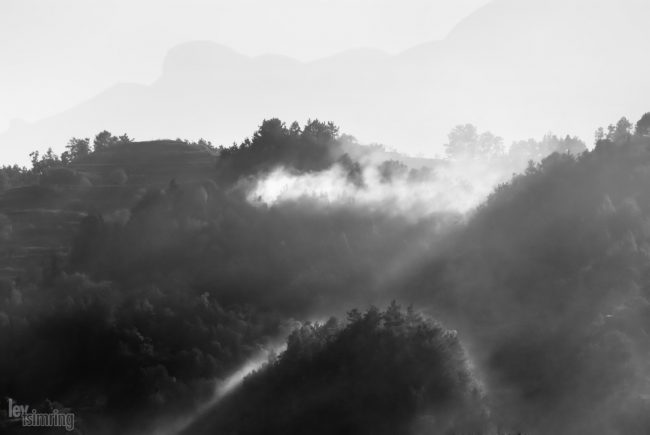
[188,304,488,435]
[1,113,649,434]
[68,187,448,313]
[0,271,285,434]
[403,113,650,433]
[215,119,349,183]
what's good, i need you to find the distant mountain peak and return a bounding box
[162,41,250,77]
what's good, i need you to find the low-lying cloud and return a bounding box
[245,159,507,217]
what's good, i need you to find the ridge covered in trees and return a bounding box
[0,113,650,434]
[186,304,488,435]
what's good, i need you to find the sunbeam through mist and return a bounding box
[150,341,288,435]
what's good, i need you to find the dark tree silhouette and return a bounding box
[189,304,488,435]
[635,112,650,137]
[63,137,91,162]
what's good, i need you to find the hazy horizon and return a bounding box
[0,0,489,133]
[2,0,650,166]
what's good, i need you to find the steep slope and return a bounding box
[401,131,650,434]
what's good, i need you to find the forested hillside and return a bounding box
[0,114,648,434]
[186,304,489,435]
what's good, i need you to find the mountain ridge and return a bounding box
[2,0,650,165]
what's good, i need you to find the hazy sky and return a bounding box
[0,0,490,133]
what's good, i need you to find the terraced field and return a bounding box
[0,140,217,281]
